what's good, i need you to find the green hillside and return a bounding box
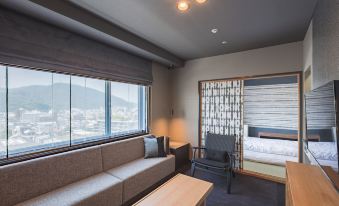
[0,83,136,112]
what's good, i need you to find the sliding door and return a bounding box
[200,80,243,169]
[243,74,301,178]
[199,72,301,179]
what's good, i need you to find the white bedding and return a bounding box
[308,142,338,161]
[317,159,339,170]
[244,150,297,166]
[244,136,338,167]
[244,136,298,157]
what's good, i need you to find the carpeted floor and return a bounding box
[181,168,285,206]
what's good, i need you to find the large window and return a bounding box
[71,76,106,143]
[8,68,54,155]
[0,66,6,158]
[0,65,148,159]
[111,82,147,135]
[51,73,71,146]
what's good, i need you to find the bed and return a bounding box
[308,142,338,169]
[243,136,338,169]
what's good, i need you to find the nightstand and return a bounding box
[169,141,190,170]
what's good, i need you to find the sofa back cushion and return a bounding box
[0,146,103,206]
[101,136,144,170]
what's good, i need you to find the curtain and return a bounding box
[306,81,335,130]
[200,80,243,169]
[0,7,152,85]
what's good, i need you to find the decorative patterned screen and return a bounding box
[200,80,244,169]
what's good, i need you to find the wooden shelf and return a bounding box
[285,161,339,206]
[169,141,189,149]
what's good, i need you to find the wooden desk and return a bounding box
[134,174,213,206]
[321,166,339,190]
[285,161,339,206]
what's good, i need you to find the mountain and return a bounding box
[0,83,136,112]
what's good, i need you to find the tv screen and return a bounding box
[305,81,339,187]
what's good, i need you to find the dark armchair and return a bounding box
[191,132,236,194]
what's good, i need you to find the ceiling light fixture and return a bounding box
[196,0,207,4]
[177,0,207,12]
[222,41,228,44]
[177,1,190,12]
[211,28,218,34]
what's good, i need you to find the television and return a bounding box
[305,80,339,189]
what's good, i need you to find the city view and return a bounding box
[0,67,144,157]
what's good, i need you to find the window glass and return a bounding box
[1,64,148,160]
[7,67,69,156]
[0,66,6,158]
[71,76,106,143]
[111,82,144,135]
[51,73,70,146]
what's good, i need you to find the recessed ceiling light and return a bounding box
[196,0,207,3]
[222,41,228,44]
[177,1,190,12]
[211,28,218,34]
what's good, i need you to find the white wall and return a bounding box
[303,21,313,77]
[302,22,313,163]
[303,21,313,72]
[169,42,303,146]
[150,62,171,137]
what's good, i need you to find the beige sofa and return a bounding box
[0,136,175,206]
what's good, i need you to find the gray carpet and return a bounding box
[182,168,285,206]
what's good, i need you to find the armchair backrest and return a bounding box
[205,132,236,154]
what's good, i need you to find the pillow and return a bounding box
[206,150,229,162]
[144,138,158,158]
[159,136,170,155]
[144,136,167,158]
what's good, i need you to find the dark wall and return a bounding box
[244,75,298,86]
[312,0,339,88]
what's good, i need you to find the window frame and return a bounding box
[0,63,150,166]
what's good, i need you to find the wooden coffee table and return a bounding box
[134,174,213,206]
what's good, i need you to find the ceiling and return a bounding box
[70,0,317,59]
[0,0,317,66]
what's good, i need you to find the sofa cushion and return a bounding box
[16,173,123,206]
[144,136,167,158]
[144,137,159,158]
[106,155,175,203]
[101,136,145,170]
[0,146,103,206]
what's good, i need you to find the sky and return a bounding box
[0,66,140,103]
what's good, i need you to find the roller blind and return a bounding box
[244,76,299,130]
[0,7,153,85]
